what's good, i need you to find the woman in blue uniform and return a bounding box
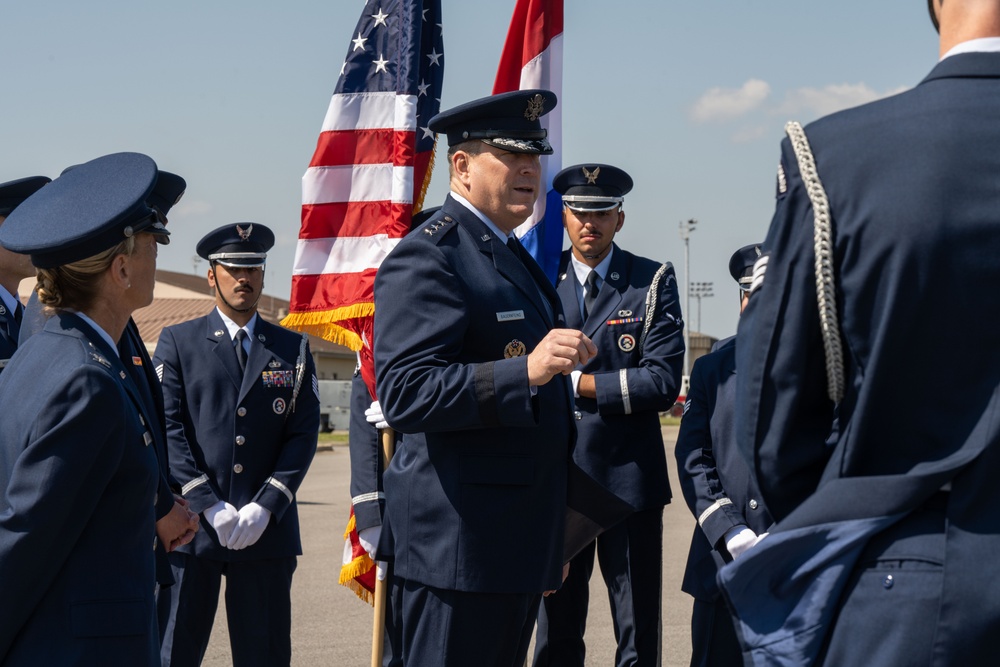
[0,152,168,666]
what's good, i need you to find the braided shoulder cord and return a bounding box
[288,334,308,418]
[785,121,844,403]
[638,263,669,354]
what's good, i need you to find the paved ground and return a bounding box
[202,426,697,666]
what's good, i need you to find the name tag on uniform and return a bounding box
[496,310,525,322]
[262,370,294,388]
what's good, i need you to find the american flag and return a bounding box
[283,0,444,396]
[493,0,564,284]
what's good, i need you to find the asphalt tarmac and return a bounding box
[201,425,697,666]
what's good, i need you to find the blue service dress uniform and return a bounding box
[674,337,773,667]
[0,292,22,375]
[154,309,319,666]
[0,312,160,666]
[534,246,684,667]
[373,195,576,666]
[726,51,1000,664]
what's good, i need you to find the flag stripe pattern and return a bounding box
[283,0,444,351]
[493,0,564,284]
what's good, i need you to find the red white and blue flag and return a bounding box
[283,0,444,396]
[493,0,564,284]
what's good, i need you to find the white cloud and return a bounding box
[690,79,771,124]
[171,199,214,216]
[773,83,910,118]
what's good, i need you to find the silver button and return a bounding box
[574,410,583,421]
[234,464,244,474]
[237,407,247,417]
[153,537,158,551]
[236,435,246,446]
[883,575,894,589]
[749,499,758,510]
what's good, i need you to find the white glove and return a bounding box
[724,526,758,561]
[204,501,240,549]
[228,502,272,550]
[365,400,389,429]
[752,532,769,547]
[570,370,582,398]
[358,526,387,581]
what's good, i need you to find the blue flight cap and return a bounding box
[148,171,186,218]
[428,89,557,155]
[729,243,763,291]
[553,163,633,212]
[0,153,160,269]
[0,176,51,217]
[197,223,275,268]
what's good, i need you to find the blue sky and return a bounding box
[4,1,937,339]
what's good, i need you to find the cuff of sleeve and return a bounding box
[253,479,294,521]
[492,357,537,427]
[571,370,582,398]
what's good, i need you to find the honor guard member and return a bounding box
[0,153,168,665]
[674,244,773,667]
[373,90,596,667]
[0,176,49,373]
[722,2,1000,664]
[532,164,685,667]
[155,223,319,667]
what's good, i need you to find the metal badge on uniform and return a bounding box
[496,310,524,322]
[272,398,287,415]
[262,370,294,388]
[132,356,143,366]
[214,329,224,337]
[504,339,526,358]
[618,334,636,352]
[89,351,111,368]
[618,310,632,317]
[268,359,281,369]
[0,305,6,315]
[258,334,266,343]
[610,272,620,281]
[143,431,153,447]
[120,370,127,379]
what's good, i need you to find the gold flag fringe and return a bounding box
[280,304,374,351]
[338,511,376,606]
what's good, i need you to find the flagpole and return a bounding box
[371,427,395,667]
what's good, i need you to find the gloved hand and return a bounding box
[228,502,272,550]
[752,532,769,547]
[204,501,240,549]
[724,525,758,561]
[358,526,387,581]
[365,400,389,429]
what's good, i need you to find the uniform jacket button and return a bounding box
[236,435,246,446]
[749,499,758,510]
[237,407,247,417]
[234,463,244,474]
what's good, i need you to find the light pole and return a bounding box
[678,219,698,377]
[689,282,714,334]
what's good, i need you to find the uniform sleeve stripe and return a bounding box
[155,364,164,382]
[620,369,631,415]
[267,476,294,503]
[352,491,385,505]
[181,474,209,495]
[750,255,768,294]
[698,497,733,527]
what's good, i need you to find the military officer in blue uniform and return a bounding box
[0,175,49,374]
[0,152,169,665]
[675,244,772,667]
[155,223,319,667]
[532,164,684,667]
[373,89,596,667]
[723,2,1000,663]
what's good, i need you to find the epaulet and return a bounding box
[418,214,457,242]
